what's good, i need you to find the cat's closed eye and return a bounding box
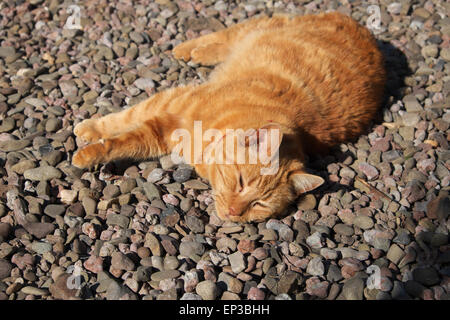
[238,173,244,192]
[252,201,268,209]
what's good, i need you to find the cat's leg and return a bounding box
[72,116,177,168]
[74,86,190,143]
[74,106,144,144]
[173,16,274,65]
[172,14,308,65]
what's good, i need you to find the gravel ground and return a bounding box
[0,0,449,301]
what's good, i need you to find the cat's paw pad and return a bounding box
[72,144,103,168]
[74,120,102,143]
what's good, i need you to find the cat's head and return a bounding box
[202,123,324,223]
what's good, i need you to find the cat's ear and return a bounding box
[244,122,283,153]
[289,171,324,194]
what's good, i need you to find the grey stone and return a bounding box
[196,280,220,300]
[106,281,137,300]
[327,264,343,282]
[143,182,161,200]
[307,257,325,276]
[0,259,12,279]
[151,270,181,282]
[179,241,205,259]
[228,251,246,274]
[342,277,364,300]
[25,222,55,239]
[106,214,130,229]
[24,166,62,181]
[403,95,422,112]
[44,204,66,218]
[334,223,354,236]
[173,166,192,183]
[353,215,374,230]
[185,215,205,233]
[413,267,440,286]
[31,241,53,254]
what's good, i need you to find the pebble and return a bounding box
[307,257,325,276]
[352,215,374,230]
[306,277,329,298]
[413,268,440,287]
[49,274,78,300]
[106,214,130,229]
[306,232,324,249]
[426,195,450,220]
[180,241,204,259]
[180,293,202,300]
[334,223,354,236]
[403,95,422,112]
[173,166,192,183]
[196,280,220,300]
[341,277,364,300]
[0,259,12,279]
[151,270,181,282]
[228,251,246,274]
[320,248,338,260]
[25,222,55,239]
[0,223,11,240]
[247,287,265,300]
[106,281,137,300]
[358,162,379,180]
[31,241,53,254]
[297,194,317,210]
[386,244,405,265]
[111,252,135,271]
[24,166,62,181]
[21,286,49,296]
[183,180,209,190]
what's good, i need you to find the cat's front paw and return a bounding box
[74,119,102,143]
[172,42,193,61]
[72,143,104,168]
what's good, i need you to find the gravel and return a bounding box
[0,0,448,301]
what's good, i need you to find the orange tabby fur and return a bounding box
[73,12,386,223]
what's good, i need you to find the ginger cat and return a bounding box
[72,12,386,223]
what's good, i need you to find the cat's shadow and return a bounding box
[299,43,448,300]
[304,40,412,198]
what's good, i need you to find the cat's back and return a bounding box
[214,12,387,149]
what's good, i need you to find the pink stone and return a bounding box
[82,222,98,239]
[339,258,364,279]
[100,230,113,241]
[370,136,390,152]
[306,277,329,298]
[11,253,34,270]
[358,162,379,181]
[237,239,256,254]
[162,194,179,206]
[83,255,103,274]
[319,205,338,216]
[251,248,268,260]
[417,158,435,173]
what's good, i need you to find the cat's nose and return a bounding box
[228,206,240,216]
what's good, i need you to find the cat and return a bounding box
[72,12,387,223]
